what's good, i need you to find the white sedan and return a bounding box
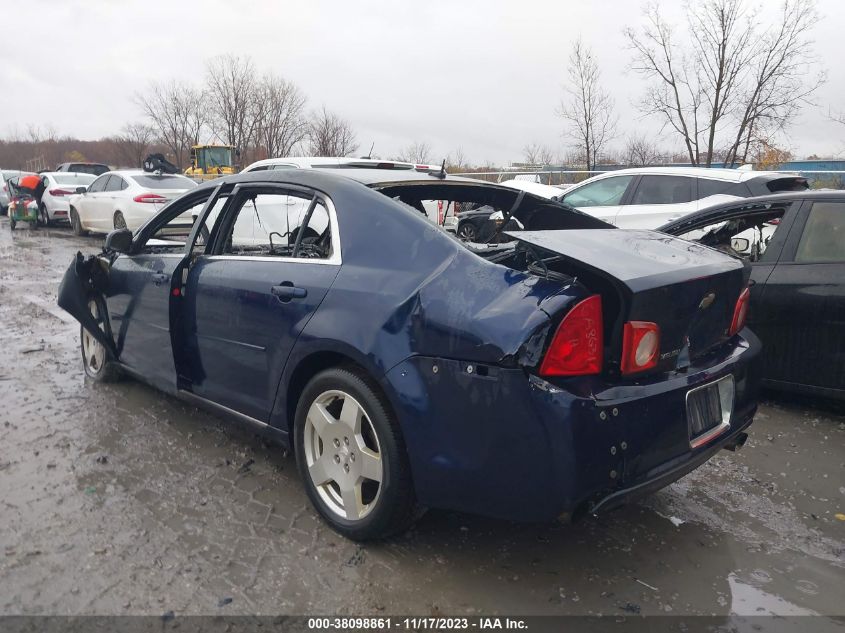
[37,172,97,225]
[68,170,197,235]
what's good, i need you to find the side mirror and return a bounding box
[731,237,750,252]
[104,228,132,254]
[75,186,87,194]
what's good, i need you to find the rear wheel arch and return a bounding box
[284,351,381,437]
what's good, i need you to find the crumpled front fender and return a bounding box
[57,252,117,357]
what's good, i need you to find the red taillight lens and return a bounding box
[133,193,167,203]
[48,188,74,196]
[729,287,750,336]
[539,295,603,377]
[620,321,660,375]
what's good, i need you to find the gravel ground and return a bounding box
[0,219,843,621]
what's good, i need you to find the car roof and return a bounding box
[705,189,845,208]
[575,166,798,184]
[100,170,191,178]
[243,156,421,171]
[41,171,96,177]
[499,179,564,198]
[192,167,537,197]
[656,189,845,232]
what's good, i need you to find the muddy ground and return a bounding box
[0,219,843,621]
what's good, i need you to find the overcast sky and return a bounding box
[2,0,843,164]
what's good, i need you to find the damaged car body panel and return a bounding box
[58,169,761,526]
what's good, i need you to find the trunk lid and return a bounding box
[507,229,750,375]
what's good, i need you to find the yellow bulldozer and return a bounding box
[183,144,238,180]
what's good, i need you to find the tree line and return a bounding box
[135,54,358,169]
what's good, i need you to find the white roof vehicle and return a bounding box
[242,156,442,173]
[517,166,808,229]
[499,179,567,200]
[68,170,197,235]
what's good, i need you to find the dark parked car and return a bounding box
[658,191,845,401]
[55,162,110,176]
[59,169,760,540]
[454,203,523,242]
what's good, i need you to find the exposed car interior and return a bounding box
[677,206,787,262]
[376,181,608,242]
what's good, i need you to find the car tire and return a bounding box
[294,366,415,541]
[39,204,50,227]
[70,207,86,236]
[457,221,477,241]
[80,296,121,383]
[113,211,127,230]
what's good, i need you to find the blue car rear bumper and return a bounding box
[381,330,761,522]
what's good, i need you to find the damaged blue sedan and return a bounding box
[58,168,760,540]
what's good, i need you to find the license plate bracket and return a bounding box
[686,375,734,448]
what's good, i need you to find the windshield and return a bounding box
[202,147,231,168]
[52,173,97,185]
[130,174,198,190]
[67,164,109,175]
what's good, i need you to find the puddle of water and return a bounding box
[728,572,818,616]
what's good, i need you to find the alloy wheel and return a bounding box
[458,223,477,241]
[302,390,384,521]
[82,299,106,376]
[114,211,127,230]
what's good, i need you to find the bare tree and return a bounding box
[626,0,823,166]
[447,146,470,171]
[307,106,358,156]
[522,143,556,166]
[397,141,432,164]
[136,80,206,168]
[253,74,308,158]
[624,134,663,166]
[205,54,261,153]
[723,0,824,165]
[115,122,156,168]
[558,38,616,171]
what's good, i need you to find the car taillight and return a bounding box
[48,188,74,196]
[729,287,750,336]
[539,295,603,377]
[133,193,167,203]
[620,321,660,375]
